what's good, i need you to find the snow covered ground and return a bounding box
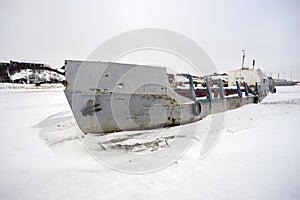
[0,85,300,200]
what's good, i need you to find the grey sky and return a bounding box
[1,0,299,79]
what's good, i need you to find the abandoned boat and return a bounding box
[64,60,276,134]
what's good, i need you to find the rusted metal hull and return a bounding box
[64,60,264,134]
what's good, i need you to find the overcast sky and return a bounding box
[1,0,299,79]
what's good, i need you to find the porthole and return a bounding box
[118,83,124,89]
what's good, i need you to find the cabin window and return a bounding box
[241,77,244,80]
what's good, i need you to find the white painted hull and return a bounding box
[64,60,263,134]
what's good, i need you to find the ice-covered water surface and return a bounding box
[0,85,300,200]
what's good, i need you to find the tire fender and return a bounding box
[254,96,259,104]
[192,101,201,115]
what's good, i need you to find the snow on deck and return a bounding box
[0,86,300,200]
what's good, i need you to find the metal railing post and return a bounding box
[206,77,212,100]
[219,79,224,99]
[236,81,242,98]
[187,74,197,101]
[244,82,249,96]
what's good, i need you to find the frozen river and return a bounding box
[0,85,300,200]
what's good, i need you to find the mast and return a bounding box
[241,50,245,70]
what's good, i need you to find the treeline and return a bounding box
[0,61,65,84]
